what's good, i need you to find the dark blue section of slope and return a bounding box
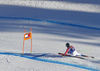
[46,20,100,30]
[0,52,99,71]
[0,16,100,30]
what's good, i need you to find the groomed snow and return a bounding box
[0,0,100,71]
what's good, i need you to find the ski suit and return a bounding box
[64,46,81,56]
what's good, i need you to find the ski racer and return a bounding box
[64,43,81,56]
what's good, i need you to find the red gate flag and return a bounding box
[22,28,32,55]
[24,32,32,40]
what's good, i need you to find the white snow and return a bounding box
[0,0,100,71]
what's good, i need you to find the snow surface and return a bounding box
[0,0,100,71]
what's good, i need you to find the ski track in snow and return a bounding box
[0,16,100,31]
[0,52,100,71]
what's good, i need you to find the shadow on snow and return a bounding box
[0,4,100,46]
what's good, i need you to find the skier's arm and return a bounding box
[64,48,69,55]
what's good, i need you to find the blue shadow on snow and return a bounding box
[0,52,99,71]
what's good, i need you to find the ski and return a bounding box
[81,54,94,58]
[58,53,85,59]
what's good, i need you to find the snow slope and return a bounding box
[0,0,100,71]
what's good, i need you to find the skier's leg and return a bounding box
[72,50,81,56]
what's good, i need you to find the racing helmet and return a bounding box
[66,43,70,48]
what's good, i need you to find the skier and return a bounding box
[64,43,81,56]
[59,43,94,58]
